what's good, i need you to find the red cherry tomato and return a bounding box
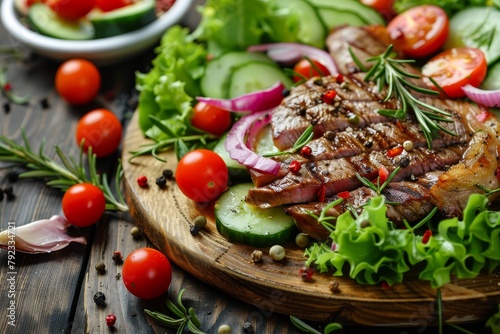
[387,5,449,58]
[292,59,330,83]
[122,248,172,299]
[46,0,95,20]
[176,149,228,202]
[422,47,487,99]
[62,183,106,227]
[95,0,131,12]
[55,59,101,105]
[75,108,122,157]
[191,102,231,136]
[361,0,395,20]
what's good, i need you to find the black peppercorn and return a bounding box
[399,157,410,168]
[93,292,106,307]
[190,225,201,236]
[162,169,174,180]
[281,88,290,97]
[155,175,167,188]
[112,251,123,264]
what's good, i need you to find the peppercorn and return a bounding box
[190,225,201,236]
[282,88,290,97]
[329,280,340,293]
[3,102,10,114]
[155,175,167,188]
[250,250,263,263]
[93,292,106,307]
[403,140,414,152]
[295,233,310,248]
[130,226,141,239]
[40,97,50,109]
[193,216,207,229]
[137,175,148,188]
[106,314,117,327]
[95,262,106,274]
[112,251,123,264]
[218,324,231,334]
[289,160,301,174]
[300,146,312,157]
[6,170,19,182]
[3,186,14,201]
[162,169,174,180]
[321,90,337,104]
[299,266,314,281]
[269,245,285,261]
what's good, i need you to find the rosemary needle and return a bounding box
[0,131,128,212]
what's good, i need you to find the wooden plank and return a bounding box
[121,111,500,326]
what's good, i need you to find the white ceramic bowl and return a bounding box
[0,0,194,65]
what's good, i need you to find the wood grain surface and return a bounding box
[122,112,500,326]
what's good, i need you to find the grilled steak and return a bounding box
[244,25,500,234]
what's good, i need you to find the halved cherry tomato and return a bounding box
[55,59,101,105]
[191,102,231,136]
[387,5,449,58]
[361,0,395,21]
[95,0,131,12]
[62,183,106,227]
[46,0,95,20]
[292,59,330,83]
[176,149,228,202]
[122,248,172,299]
[75,108,123,157]
[422,47,487,98]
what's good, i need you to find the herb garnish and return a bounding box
[290,315,342,334]
[349,45,455,148]
[0,131,128,212]
[355,166,401,195]
[262,124,314,157]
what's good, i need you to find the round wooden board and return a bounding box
[122,112,500,326]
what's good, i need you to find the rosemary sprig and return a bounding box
[475,184,500,197]
[0,64,29,105]
[0,131,128,212]
[262,124,314,157]
[355,166,401,196]
[306,198,343,229]
[290,315,342,334]
[349,45,455,148]
[144,289,205,334]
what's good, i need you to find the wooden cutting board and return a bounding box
[121,112,500,326]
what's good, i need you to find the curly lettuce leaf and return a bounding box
[486,304,500,334]
[305,194,500,288]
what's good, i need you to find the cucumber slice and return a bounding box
[27,3,94,40]
[445,7,500,64]
[215,183,297,247]
[271,0,326,48]
[306,0,385,26]
[213,133,250,182]
[316,8,368,30]
[227,62,293,99]
[482,60,500,90]
[253,125,280,156]
[88,0,156,39]
[201,52,275,99]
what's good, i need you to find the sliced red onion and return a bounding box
[225,110,281,174]
[462,84,500,107]
[0,215,87,254]
[247,43,338,75]
[197,81,285,112]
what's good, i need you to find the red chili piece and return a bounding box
[318,185,326,202]
[476,110,492,123]
[321,90,337,104]
[387,146,404,158]
[300,146,312,157]
[337,191,350,199]
[137,175,148,188]
[299,266,314,281]
[106,314,116,327]
[381,281,391,289]
[3,83,12,91]
[335,73,344,83]
[378,166,389,184]
[422,229,433,244]
[289,160,301,174]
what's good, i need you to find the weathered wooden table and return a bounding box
[0,6,494,334]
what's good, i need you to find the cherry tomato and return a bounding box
[387,5,449,58]
[55,59,101,105]
[191,102,231,136]
[95,0,131,12]
[75,108,122,157]
[46,0,95,20]
[176,149,228,202]
[361,0,395,20]
[122,248,172,299]
[422,47,487,98]
[62,183,106,227]
[292,59,330,83]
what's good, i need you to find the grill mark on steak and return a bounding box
[246,146,465,208]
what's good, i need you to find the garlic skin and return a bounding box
[0,215,86,254]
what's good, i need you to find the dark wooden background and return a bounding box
[0,3,494,334]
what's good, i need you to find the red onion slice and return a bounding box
[248,42,338,75]
[225,110,281,174]
[462,84,500,107]
[197,81,285,112]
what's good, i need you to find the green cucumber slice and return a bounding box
[213,133,250,182]
[215,183,297,247]
[227,62,292,99]
[482,60,500,90]
[445,7,500,64]
[88,0,156,39]
[306,0,385,26]
[201,52,275,99]
[27,3,94,40]
[253,125,279,156]
[316,8,368,30]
